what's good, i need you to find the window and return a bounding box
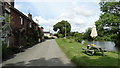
[20,16,23,25]
[29,22,32,28]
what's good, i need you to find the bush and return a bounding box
[58,34,64,38]
[2,42,8,58]
[66,36,73,39]
[75,38,82,43]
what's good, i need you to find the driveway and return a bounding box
[2,39,75,67]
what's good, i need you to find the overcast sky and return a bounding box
[15,0,101,33]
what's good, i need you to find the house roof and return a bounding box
[10,6,37,25]
[44,32,50,33]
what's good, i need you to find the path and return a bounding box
[2,39,75,67]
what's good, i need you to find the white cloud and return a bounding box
[16,1,100,33]
[8,0,119,2]
[15,4,28,16]
[15,4,21,10]
[33,3,100,33]
[33,13,91,33]
[74,6,95,17]
[33,16,47,25]
[33,16,58,25]
[15,0,100,2]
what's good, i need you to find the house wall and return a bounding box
[2,1,43,49]
[10,8,30,30]
[10,9,21,29]
[10,8,31,48]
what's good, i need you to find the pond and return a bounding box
[83,41,119,52]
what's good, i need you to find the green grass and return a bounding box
[56,38,120,66]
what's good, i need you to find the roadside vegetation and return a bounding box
[56,38,119,66]
[53,1,120,66]
[95,1,120,46]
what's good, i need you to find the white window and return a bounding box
[20,16,23,25]
[29,22,32,28]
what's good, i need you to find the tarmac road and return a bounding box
[2,39,75,67]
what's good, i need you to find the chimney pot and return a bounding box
[28,13,32,19]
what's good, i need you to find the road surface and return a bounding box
[2,39,75,67]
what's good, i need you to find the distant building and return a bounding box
[44,31,51,38]
[44,31,57,39]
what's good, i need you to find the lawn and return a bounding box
[56,38,120,66]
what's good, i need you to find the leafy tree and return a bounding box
[83,28,93,41]
[95,1,120,46]
[74,32,83,43]
[53,20,71,36]
[69,32,76,36]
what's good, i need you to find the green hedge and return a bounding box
[2,42,8,58]
[58,34,64,38]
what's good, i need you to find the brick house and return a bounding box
[1,0,43,50]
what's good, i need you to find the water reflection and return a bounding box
[87,41,119,52]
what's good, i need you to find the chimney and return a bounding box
[28,13,32,19]
[11,0,14,7]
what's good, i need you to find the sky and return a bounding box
[14,0,101,33]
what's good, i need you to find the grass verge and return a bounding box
[56,38,120,66]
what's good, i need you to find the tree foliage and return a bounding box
[53,20,71,36]
[83,28,93,41]
[95,1,120,46]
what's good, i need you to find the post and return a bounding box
[65,22,66,39]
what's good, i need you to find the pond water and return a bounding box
[83,41,119,52]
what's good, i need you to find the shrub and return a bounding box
[66,36,73,39]
[58,34,64,38]
[2,42,8,58]
[75,38,82,43]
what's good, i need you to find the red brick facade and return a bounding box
[2,1,43,49]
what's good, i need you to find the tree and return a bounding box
[83,28,93,41]
[95,1,120,46]
[53,20,71,36]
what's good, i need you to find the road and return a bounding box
[2,39,75,67]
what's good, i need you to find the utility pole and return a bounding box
[65,22,66,39]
